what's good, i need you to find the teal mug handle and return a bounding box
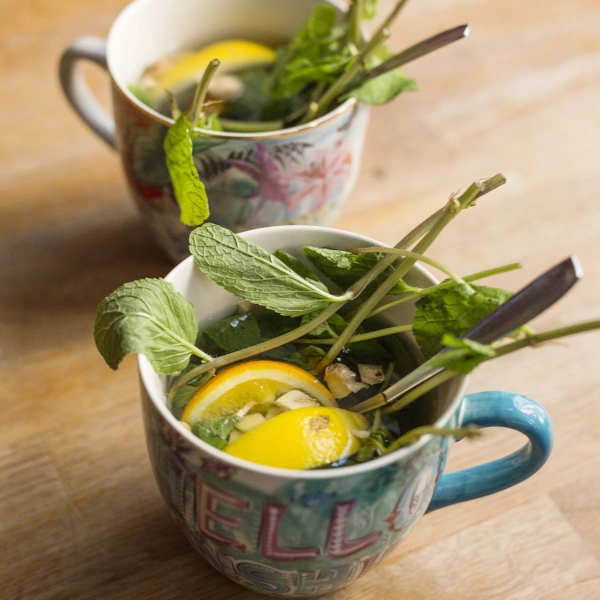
[427,391,553,512]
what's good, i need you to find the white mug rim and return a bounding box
[105,0,360,139]
[138,225,468,480]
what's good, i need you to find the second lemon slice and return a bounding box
[224,406,370,469]
[181,360,336,424]
[154,39,276,92]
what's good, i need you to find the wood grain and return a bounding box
[1,0,600,598]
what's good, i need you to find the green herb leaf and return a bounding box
[170,381,201,420]
[429,334,497,374]
[269,5,350,98]
[164,113,210,226]
[274,249,329,291]
[355,427,391,462]
[413,283,513,359]
[204,312,262,353]
[191,416,240,449]
[304,246,411,295]
[94,278,200,373]
[280,344,327,371]
[341,45,418,106]
[190,224,348,317]
[127,84,154,109]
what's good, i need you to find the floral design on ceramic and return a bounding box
[113,85,370,262]
[141,385,447,597]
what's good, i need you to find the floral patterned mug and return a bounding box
[59,0,370,262]
[138,225,554,597]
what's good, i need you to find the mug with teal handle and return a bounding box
[138,225,554,597]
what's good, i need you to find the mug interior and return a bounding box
[106,0,356,131]
[138,225,468,480]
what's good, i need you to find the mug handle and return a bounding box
[59,36,116,148]
[426,390,553,512]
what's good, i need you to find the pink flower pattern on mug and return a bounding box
[288,141,353,212]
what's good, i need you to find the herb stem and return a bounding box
[301,27,390,123]
[172,302,346,388]
[165,90,181,119]
[348,0,364,48]
[220,118,285,133]
[492,319,600,357]
[383,424,481,454]
[367,261,521,318]
[350,247,473,290]
[315,177,505,375]
[167,368,215,410]
[189,59,220,127]
[295,323,412,345]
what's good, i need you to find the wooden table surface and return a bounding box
[2,0,600,598]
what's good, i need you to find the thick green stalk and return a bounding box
[358,318,600,416]
[220,118,285,133]
[367,262,521,318]
[492,319,600,357]
[189,59,220,126]
[383,424,481,454]
[350,247,474,290]
[294,323,412,345]
[172,301,346,389]
[348,0,364,48]
[314,178,500,375]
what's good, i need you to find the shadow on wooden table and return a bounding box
[0,202,173,360]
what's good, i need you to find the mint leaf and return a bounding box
[189,224,347,317]
[191,416,240,449]
[280,344,326,371]
[428,334,497,374]
[269,5,350,99]
[94,278,199,373]
[341,45,418,106]
[274,249,329,291]
[204,312,261,353]
[164,114,210,226]
[304,247,411,295]
[413,284,513,359]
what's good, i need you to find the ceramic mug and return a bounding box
[138,225,554,597]
[59,0,370,263]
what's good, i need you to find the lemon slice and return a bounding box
[154,39,276,92]
[181,360,336,424]
[224,406,370,469]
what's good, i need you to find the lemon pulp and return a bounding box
[224,406,369,470]
[154,39,276,92]
[181,360,336,424]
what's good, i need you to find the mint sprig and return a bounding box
[189,223,353,317]
[163,113,210,227]
[94,278,210,373]
[413,283,513,359]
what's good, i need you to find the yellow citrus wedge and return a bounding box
[154,39,276,92]
[181,360,336,424]
[224,406,370,469]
